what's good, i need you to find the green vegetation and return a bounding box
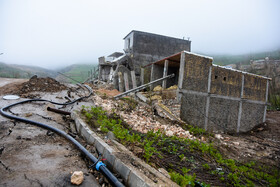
[59,64,97,83]
[268,95,280,111]
[81,106,280,187]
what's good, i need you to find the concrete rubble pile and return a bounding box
[93,92,194,139]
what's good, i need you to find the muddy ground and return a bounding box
[0,78,101,187]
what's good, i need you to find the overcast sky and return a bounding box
[0,0,280,69]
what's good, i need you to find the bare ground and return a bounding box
[0,78,101,187]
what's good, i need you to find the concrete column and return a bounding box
[150,64,155,90]
[162,60,169,89]
[118,72,124,92]
[102,69,105,81]
[237,74,245,133]
[140,68,144,85]
[109,67,114,81]
[124,72,130,91]
[98,65,102,80]
[177,52,186,102]
[263,79,269,123]
[131,71,137,89]
[204,66,212,130]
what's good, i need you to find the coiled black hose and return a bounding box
[0,85,124,187]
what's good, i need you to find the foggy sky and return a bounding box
[0,0,280,69]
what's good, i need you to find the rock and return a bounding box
[153,85,163,92]
[46,130,54,136]
[30,75,38,80]
[25,113,33,117]
[165,130,174,136]
[201,136,206,141]
[16,136,21,140]
[215,134,222,139]
[151,95,162,101]
[232,142,240,146]
[71,171,84,185]
[167,85,178,90]
[107,131,116,140]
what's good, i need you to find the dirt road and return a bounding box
[0,78,100,186]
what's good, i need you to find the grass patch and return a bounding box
[81,105,280,187]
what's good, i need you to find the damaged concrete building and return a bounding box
[148,51,271,133]
[99,31,270,133]
[98,30,191,89]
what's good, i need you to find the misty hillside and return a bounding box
[56,64,98,83]
[207,49,280,65]
[0,62,56,78]
[0,62,97,83]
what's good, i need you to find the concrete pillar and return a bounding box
[263,79,269,123]
[124,72,130,91]
[98,65,102,80]
[109,67,114,81]
[177,52,186,101]
[131,71,137,89]
[162,60,169,89]
[204,66,212,130]
[237,74,245,133]
[118,72,124,92]
[140,68,144,86]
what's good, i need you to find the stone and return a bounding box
[153,85,163,92]
[165,130,174,136]
[25,113,33,117]
[71,171,84,185]
[233,142,240,146]
[107,131,116,140]
[215,134,222,140]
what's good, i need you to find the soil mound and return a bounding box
[0,76,67,96]
[19,75,67,93]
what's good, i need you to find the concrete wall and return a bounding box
[179,52,269,133]
[151,64,164,88]
[100,65,111,81]
[131,31,191,57]
[182,53,212,92]
[128,31,191,83]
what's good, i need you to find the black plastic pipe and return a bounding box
[0,85,124,187]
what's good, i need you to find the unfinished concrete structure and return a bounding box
[98,30,191,88]
[148,51,271,133]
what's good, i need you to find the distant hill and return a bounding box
[56,64,98,83]
[200,50,280,66]
[0,62,56,78]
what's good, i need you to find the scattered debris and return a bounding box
[71,171,84,185]
[24,113,33,117]
[167,85,178,90]
[153,85,163,92]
